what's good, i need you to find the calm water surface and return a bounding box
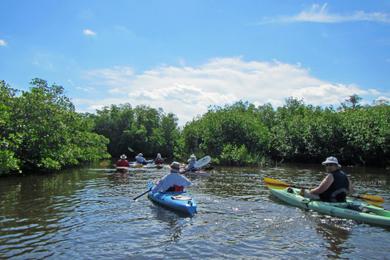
[1,164,389,259]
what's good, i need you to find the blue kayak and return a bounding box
[147,184,197,216]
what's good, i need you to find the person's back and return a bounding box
[116,154,129,167]
[135,153,147,164]
[151,162,191,193]
[155,153,164,164]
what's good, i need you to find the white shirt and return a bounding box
[151,170,192,193]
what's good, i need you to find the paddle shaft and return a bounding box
[133,188,151,201]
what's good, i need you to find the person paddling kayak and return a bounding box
[151,162,192,193]
[154,153,164,165]
[300,156,352,202]
[135,153,148,165]
[116,154,129,167]
[185,154,197,172]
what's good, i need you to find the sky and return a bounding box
[1,1,389,125]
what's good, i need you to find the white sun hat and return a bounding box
[322,156,341,167]
[170,161,181,170]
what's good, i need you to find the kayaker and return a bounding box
[185,154,197,172]
[300,156,352,202]
[151,162,192,193]
[135,153,148,165]
[116,154,129,167]
[154,153,164,164]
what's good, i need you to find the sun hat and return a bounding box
[137,153,143,157]
[190,154,196,159]
[120,154,127,160]
[170,161,181,170]
[322,156,341,167]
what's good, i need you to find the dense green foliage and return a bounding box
[1,78,388,174]
[92,104,180,161]
[178,102,271,165]
[0,79,110,175]
[180,99,390,167]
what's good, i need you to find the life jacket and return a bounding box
[319,170,349,202]
[167,185,184,192]
[116,159,129,167]
[155,158,164,164]
[173,185,184,192]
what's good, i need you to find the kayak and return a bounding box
[143,163,164,169]
[147,184,197,216]
[128,163,164,169]
[269,187,390,227]
[116,166,129,173]
[129,162,144,168]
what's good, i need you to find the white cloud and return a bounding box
[75,57,386,125]
[0,39,7,46]
[261,3,390,24]
[83,29,96,36]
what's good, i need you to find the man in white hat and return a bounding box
[151,161,192,193]
[116,154,129,167]
[185,154,197,172]
[300,156,352,202]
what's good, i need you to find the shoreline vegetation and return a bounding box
[1,79,389,175]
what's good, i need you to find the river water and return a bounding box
[1,164,389,259]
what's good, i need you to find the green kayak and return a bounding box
[269,187,390,227]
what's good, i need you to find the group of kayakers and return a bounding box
[118,152,351,203]
[116,153,165,167]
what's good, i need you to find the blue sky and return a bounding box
[1,1,389,124]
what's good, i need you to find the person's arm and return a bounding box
[310,174,334,194]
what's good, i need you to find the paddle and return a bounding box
[263,177,385,203]
[180,155,211,174]
[132,155,212,201]
[190,155,211,172]
[133,189,151,201]
[133,182,154,201]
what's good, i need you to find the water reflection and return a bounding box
[149,204,186,242]
[107,172,130,185]
[313,218,352,259]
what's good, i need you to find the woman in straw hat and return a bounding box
[300,156,352,202]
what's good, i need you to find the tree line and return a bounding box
[1,79,389,175]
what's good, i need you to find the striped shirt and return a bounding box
[151,170,192,193]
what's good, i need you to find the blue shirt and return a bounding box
[151,169,192,193]
[135,155,146,164]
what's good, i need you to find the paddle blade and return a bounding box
[263,177,290,187]
[194,156,211,169]
[357,194,385,203]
